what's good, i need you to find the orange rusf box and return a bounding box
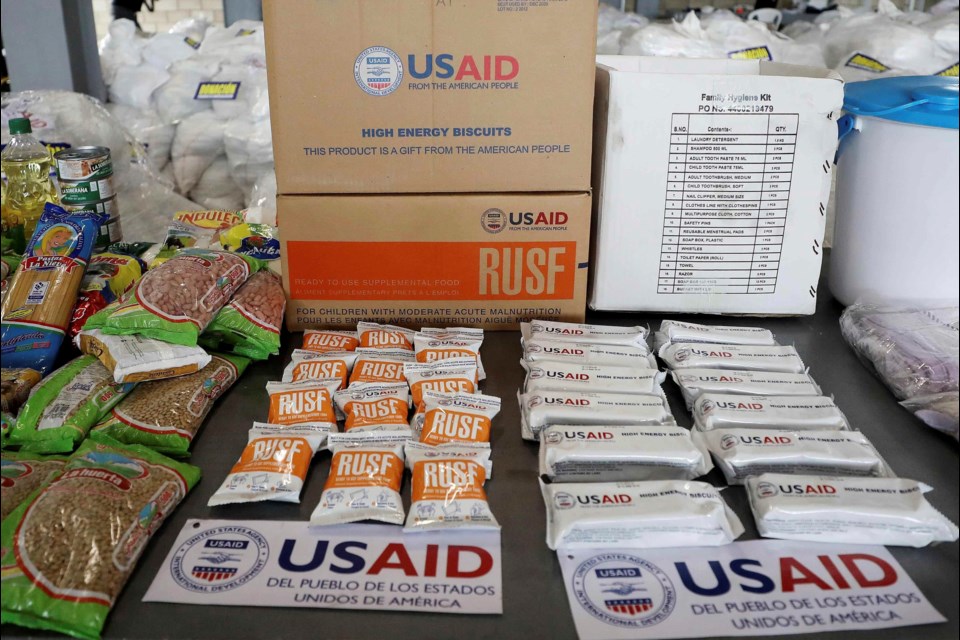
[279,192,591,331]
[263,0,597,194]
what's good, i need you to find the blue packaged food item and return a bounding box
[1,203,103,373]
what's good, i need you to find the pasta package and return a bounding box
[101,248,260,346]
[68,249,145,341]
[0,451,68,520]
[0,434,200,640]
[1,204,103,373]
[10,356,134,453]
[201,270,285,360]
[93,353,249,455]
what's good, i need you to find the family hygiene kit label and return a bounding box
[558,540,944,640]
[144,520,502,614]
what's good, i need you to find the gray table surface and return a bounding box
[5,268,958,640]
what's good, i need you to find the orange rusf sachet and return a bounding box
[413,333,485,380]
[357,322,416,350]
[309,431,410,526]
[349,348,415,386]
[266,379,340,433]
[419,391,501,446]
[404,441,498,531]
[302,329,360,354]
[334,383,411,433]
[208,423,325,506]
[281,349,358,388]
[415,327,486,380]
[404,359,478,411]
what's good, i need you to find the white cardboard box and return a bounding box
[590,56,843,315]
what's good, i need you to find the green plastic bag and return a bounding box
[100,249,260,346]
[1,450,68,520]
[93,352,249,455]
[0,433,200,640]
[10,356,134,453]
[200,270,284,360]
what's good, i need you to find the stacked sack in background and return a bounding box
[597,0,958,81]
[208,322,503,536]
[100,18,275,218]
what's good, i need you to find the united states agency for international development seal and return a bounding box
[572,552,676,628]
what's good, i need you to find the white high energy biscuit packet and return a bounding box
[404,441,497,532]
[539,425,712,482]
[523,339,655,368]
[746,474,959,547]
[521,360,665,396]
[693,394,851,432]
[697,429,891,485]
[521,320,648,348]
[310,431,409,526]
[208,423,325,506]
[671,369,822,410]
[654,320,776,349]
[541,479,744,550]
[659,343,806,374]
[518,391,676,441]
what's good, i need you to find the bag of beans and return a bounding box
[100,248,260,346]
[9,356,134,454]
[0,433,200,640]
[0,451,68,520]
[93,353,249,455]
[199,270,284,360]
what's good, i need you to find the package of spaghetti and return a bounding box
[266,379,340,434]
[746,474,959,547]
[540,425,712,483]
[309,431,409,526]
[100,248,260,346]
[698,429,891,485]
[522,320,648,348]
[10,356,134,453]
[79,329,211,384]
[349,348,415,386]
[519,390,675,441]
[672,369,822,410]
[541,479,744,550]
[200,270,284,360]
[1,367,42,416]
[654,320,777,349]
[523,339,655,368]
[1,204,102,372]
[93,353,248,455]
[659,343,806,374]
[413,331,484,380]
[404,359,478,411]
[208,423,325,506]
[521,360,664,396]
[357,321,415,350]
[281,350,358,388]
[68,249,145,341]
[0,451,68,520]
[419,391,500,446]
[693,394,851,432]
[302,329,359,354]
[404,441,497,531]
[418,327,486,379]
[334,383,411,433]
[0,433,200,640]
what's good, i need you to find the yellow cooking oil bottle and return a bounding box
[2,117,58,251]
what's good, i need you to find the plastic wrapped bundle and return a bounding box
[596,4,649,55]
[152,57,219,125]
[190,156,245,211]
[224,116,274,195]
[171,110,228,194]
[621,13,725,58]
[244,169,277,225]
[107,104,175,172]
[98,19,147,87]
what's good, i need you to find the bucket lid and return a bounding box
[843,76,958,130]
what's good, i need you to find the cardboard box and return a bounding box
[279,192,591,330]
[263,0,596,194]
[590,56,844,315]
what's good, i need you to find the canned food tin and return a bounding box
[58,175,117,205]
[61,197,122,249]
[54,146,113,181]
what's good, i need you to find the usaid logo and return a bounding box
[573,553,676,628]
[527,367,545,380]
[673,348,692,362]
[544,430,563,444]
[699,398,716,415]
[756,481,780,498]
[354,46,403,96]
[720,434,738,451]
[480,208,506,234]
[171,525,269,593]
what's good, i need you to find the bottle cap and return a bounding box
[8,118,33,135]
